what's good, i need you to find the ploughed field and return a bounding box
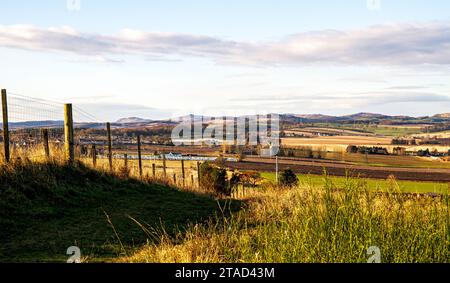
[226,157,450,182]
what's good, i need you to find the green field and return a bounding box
[261,172,449,194]
[314,123,424,137]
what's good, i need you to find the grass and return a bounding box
[261,172,449,194]
[1,148,448,263]
[0,159,240,262]
[120,174,449,263]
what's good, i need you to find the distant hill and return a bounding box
[116,117,152,124]
[3,120,64,129]
[6,112,450,130]
[433,113,450,119]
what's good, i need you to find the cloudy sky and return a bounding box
[1,0,450,121]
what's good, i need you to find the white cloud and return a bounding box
[1,22,450,66]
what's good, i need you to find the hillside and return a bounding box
[116,117,153,124]
[0,161,239,262]
[6,112,450,130]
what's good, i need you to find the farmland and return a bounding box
[261,172,448,194]
[1,117,450,263]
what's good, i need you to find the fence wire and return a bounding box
[1,91,202,187]
[3,92,105,161]
[5,92,65,159]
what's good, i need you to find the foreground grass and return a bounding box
[1,158,448,263]
[121,175,449,263]
[0,160,240,262]
[262,172,449,194]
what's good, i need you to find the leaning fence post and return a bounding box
[137,135,143,177]
[64,104,74,165]
[1,89,10,163]
[42,129,50,159]
[106,122,113,171]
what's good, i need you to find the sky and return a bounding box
[0,0,450,121]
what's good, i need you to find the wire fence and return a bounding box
[1,89,205,188]
[6,92,65,160]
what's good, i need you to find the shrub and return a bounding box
[279,169,298,188]
[241,171,261,187]
[199,162,230,196]
[229,171,241,195]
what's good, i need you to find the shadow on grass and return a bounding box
[0,161,242,262]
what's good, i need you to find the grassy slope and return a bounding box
[0,161,240,262]
[121,178,449,263]
[261,172,449,194]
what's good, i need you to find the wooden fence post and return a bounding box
[162,151,167,178]
[92,144,97,167]
[191,175,194,187]
[197,161,201,188]
[106,122,113,171]
[173,173,177,185]
[181,159,185,187]
[152,163,156,178]
[64,104,74,165]
[124,153,128,172]
[137,135,143,177]
[1,89,10,163]
[42,129,50,158]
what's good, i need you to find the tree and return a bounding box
[279,169,298,188]
[199,162,230,196]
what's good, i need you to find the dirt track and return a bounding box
[225,157,450,182]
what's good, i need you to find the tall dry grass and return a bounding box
[120,175,449,263]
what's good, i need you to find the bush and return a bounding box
[279,169,298,188]
[241,171,261,187]
[199,162,230,196]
